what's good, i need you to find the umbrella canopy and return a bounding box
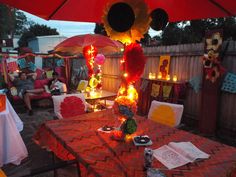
[0,0,235,23]
[54,34,123,55]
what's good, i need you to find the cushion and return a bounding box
[148,101,184,127]
[77,80,88,92]
[34,79,50,89]
[46,70,53,79]
[10,87,18,96]
[52,94,87,119]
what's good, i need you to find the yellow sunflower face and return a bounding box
[206,32,223,51]
[102,0,151,44]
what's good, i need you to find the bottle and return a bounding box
[144,148,154,170]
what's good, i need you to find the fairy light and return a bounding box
[123,73,128,77]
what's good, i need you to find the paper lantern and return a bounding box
[95,54,105,65]
[150,8,169,31]
[107,2,135,32]
[0,94,6,112]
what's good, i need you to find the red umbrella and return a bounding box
[54,34,123,55]
[0,0,235,23]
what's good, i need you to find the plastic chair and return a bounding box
[148,100,184,127]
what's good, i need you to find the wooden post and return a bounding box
[199,70,220,136]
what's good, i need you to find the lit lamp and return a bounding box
[173,75,178,82]
[166,74,170,81]
[157,72,162,79]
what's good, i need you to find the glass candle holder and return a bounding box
[173,75,178,82]
[157,72,162,79]
[166,74,170,81]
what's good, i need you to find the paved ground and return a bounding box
[2,107,78,177]
[2,106,235,177]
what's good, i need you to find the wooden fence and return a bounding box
[102,41,236,143]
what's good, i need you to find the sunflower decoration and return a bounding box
[202,49,219,68]
[203,30,225,83]
[102,0,151,44]
[206,32,223,52]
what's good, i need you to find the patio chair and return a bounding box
[148,100,184,127]
[52,93,87,119]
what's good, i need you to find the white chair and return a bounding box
[52,93,87,119]
[148,100,184,127]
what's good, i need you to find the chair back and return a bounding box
[52,93,87,119]
[148,100,184,127]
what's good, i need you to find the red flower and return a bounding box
[60,96,85,118]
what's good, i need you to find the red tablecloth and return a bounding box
[33,110,236,177]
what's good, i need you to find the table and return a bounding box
[33,110,236,177]
[0,98,28,167]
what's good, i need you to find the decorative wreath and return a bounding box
[102,0,151,44]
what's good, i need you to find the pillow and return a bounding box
[77,80,88,92]
[10,87,18,96]
[46,70,53,79]
[52,94,87,119]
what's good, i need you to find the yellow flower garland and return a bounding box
[102,0,151,44]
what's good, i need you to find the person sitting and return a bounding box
[9,71,44,115]
[46,71,67,95]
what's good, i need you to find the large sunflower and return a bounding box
[102,0,151,44]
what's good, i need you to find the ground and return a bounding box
[2,107,78,177]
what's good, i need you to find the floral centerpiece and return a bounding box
[112,85,138,140]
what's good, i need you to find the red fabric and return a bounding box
[54,34,123,55]
[35,68,44,79]
[7,61,18,72]
[60,96,85,119]
[33,110,236,177]
[0,0,235,23]
[34,79,50,89]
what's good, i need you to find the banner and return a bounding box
[221,72,236,93]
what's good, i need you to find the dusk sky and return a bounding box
[23,11,159,38]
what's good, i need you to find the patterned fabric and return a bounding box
[162,85,172,98]
[140,80,149,92]
[33,110,236,177]
[151,83,160,97]
[17,58,27,69]
[189,75,202,93]
[7,61,18,72]
[221,72,236,93]
[28,62,37,72]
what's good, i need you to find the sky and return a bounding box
[23,11,159,38]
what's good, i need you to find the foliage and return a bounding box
[0,4,33,38]
[159,17,236,45]
[18,24,59,47]
[94,23,107,36]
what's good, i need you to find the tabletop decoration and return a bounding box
[102,0,150,44]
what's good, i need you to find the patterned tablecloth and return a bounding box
[34,109,236,177]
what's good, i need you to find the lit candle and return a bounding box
[149,72,152,79]
[173,75,178,82]
[157,72,162,79]
[166,74,170,81]
[152,73,156,79]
